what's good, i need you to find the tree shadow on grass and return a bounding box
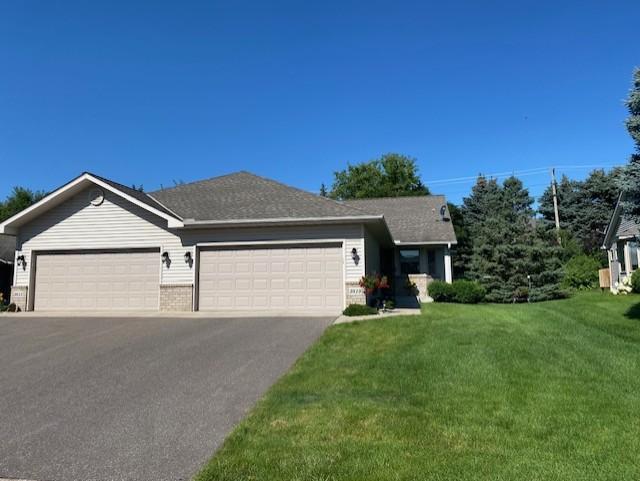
[624,302,640,320]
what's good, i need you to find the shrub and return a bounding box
[562,255,600,290]
[632,270,640,293]
[512,286,530,303]
[428,280,454,302]
[451,280,486,304]
[342,304,378,316]
[429,280,485,304]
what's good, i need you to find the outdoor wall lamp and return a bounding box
[351,248,360,265]
[16,255,26,269]
[184,251,192,264]
[161,251,170,264]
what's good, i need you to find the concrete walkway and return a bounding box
[334,307,422,324]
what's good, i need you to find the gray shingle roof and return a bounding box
[617,217,640,238]
[0,234,15,263]
[89,173,181,219]
[149,172,370,221]
[343,196,457,244]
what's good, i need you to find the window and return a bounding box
[399,249,420,274]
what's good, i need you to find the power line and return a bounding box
[424,163,620,186]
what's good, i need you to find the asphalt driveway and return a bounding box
[0,314,333,481]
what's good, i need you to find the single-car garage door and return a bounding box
[34,251,159,311]
[198,244,343,313]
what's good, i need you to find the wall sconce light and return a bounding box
[351,247,360,265]
[161,251,170,265]
[184,251,193,266]
[16,255,26,269]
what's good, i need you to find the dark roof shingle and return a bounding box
[343,196,457,244]
[89,173,181,219]
[617,217,640,238]
[149,172,370,221]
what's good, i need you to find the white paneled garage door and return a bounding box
[33,251,159,311]
[198,244,343,313]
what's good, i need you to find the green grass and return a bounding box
[196,292,640,481]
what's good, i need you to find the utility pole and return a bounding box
[550,168,561,245]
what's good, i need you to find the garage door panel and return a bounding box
[198,245,343,313]
[34,251,159,311]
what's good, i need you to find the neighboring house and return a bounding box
[0,234,16,304]
[602,195,640,291]
[0,171,456,313]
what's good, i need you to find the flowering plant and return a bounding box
[612,275,633,295]
[359,274,389,294]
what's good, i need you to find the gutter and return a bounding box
[180,215,385,229]
[394,240,458,246]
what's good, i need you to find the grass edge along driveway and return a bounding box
[196,291,640,481]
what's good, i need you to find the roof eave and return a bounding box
[601,193,623,249]
[0,173,184,235]
[180,215,385,229]
[394,240,458,246]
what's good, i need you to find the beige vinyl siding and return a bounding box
[181,224,365,282]
[14,184,367,301]
[16,187,193,287]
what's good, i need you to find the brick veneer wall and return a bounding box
[10,285,28,311]
[160,284,193,312]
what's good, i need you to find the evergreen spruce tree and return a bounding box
[619,68,640,220]
[464,176,563,302]
[538,169,619,255]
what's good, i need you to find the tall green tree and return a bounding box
[329,153,429,199]
[464,176,563,302]
[619,68,640,220]
[447,202,468,279]
[0,187,47,222]
[538,169,620,254]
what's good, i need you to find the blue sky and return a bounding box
[0,1,637,204]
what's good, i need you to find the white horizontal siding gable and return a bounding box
[16,186,192,286]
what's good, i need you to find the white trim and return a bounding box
[0,173,184,235]
[196,239,346,248]
[394,240,458,246]
[182,215,383,229]
[341,241,347,310]
[602,193,623,249]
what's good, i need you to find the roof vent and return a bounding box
[439,205,449,222]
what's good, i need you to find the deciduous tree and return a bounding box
[329,153,429,199]
[0,187,47,222]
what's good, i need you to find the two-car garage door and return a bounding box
[30,244,344,313]
[198,244,343,313]
[33,251,159,311]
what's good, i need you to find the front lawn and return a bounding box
[196,291,640,481]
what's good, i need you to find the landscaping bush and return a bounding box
[342,304,378,316]
[562,254,600,290]
[429,280,485,304]
[451,280,486,304]
[632,270,640,293]
[428,280,454,302]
